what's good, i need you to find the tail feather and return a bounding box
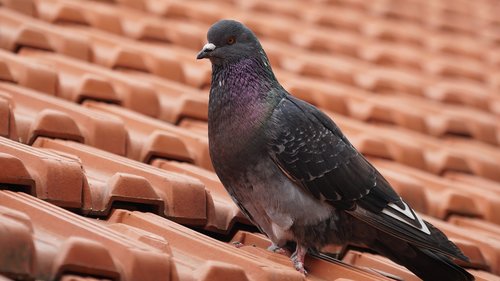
[371,238,474,281]
[350,204,470,262]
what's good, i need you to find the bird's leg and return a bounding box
[267,243,291,256]
[290,245,308,275]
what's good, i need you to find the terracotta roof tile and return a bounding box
[263,39,368,86]
[0,8,90,59]
[21,49,161,118]
[444,172,500,195]
[355,67,429,97]
[118,70,208,123]
[66,27,190,83]
[359,42,425,70]
[425,55,489,83]
[33,137,208,224]
[34,0,125,35]
[428,35,488,61]
[342,251,424,281]
[0,82,128,155]
[0,49,58,94]
[23,47,208,123]
[151,159,247,233]
[0,0,499,280]
[424,215,500,275]
[0,136,84,207]
[82,100,211,169]
[0,95,17,140]
[33,0,207,49]
[424,80,500,115]
[450,216,500,238]
[0,0,35,16]
[0,191,170,281]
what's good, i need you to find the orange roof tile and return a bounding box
[0,8,90,59]
[0,137,84,207]
[20,49,162,117]
[0,82,128,155]
[34,137,208,224]
[424,215,500,275]
[83,101,211,169]
[0,191,170,281]
[0,49,58,94]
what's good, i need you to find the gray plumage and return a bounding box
[197,19,474,281]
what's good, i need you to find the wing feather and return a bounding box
[267,95,398,207]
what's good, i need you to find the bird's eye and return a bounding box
[227,37,235,45]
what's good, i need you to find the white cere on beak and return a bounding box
[203,43,216,52]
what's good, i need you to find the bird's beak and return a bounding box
[197,43,216,59]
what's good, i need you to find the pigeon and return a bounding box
[197,19,474,281]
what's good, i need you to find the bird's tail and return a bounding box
[369,238,474,281]
[348,203,474,280]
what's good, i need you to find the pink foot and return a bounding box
[291,245,308,275]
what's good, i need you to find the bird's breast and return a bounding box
[208,93,272,166]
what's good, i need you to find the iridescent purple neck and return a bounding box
[211,57,276,98]
[209,57,279,111]
[208,57,282,142]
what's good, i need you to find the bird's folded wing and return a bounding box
[267,95,397,207]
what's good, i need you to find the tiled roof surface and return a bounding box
[0,0,499,280]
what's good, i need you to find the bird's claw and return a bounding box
[232,241,244,248]
[293,261,307,275]
[267,244,291,256]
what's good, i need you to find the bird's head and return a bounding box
[197,20,264,66]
